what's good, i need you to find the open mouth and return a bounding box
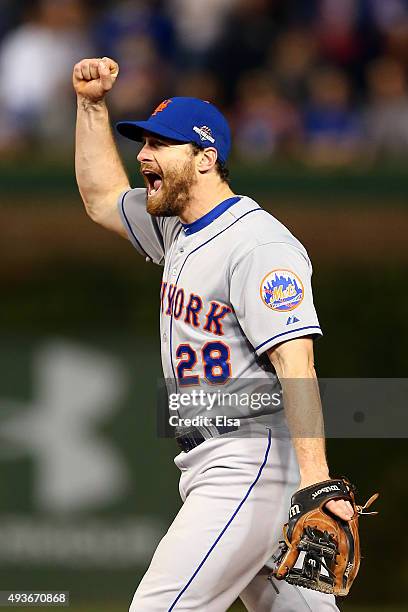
[142,170,163,196]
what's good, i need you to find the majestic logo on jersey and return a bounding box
[286,315,300,325]
[193,125,215,143]
[151,99,172,116]
[260,269,304,312]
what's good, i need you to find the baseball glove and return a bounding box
[271,478,378,596]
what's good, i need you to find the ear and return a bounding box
[196,147,218,174]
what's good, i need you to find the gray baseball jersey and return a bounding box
[118,190,322,420]
[119,190,340,612]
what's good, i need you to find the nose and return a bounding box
[137,143,154,163]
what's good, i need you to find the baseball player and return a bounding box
[73,57,356,611]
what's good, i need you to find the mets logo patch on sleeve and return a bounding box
[260,269,304,312]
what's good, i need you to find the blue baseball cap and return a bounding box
[116,97,231,165]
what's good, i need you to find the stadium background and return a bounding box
[0,1,407,610]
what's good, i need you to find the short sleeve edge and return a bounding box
[254,326,323,355]
[118,189,164,264]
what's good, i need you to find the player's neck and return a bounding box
[179,182,236,225]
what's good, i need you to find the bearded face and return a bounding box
[141,150,198,217]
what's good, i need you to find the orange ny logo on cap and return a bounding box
[151,99,172,116]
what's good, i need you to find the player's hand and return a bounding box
[298,479,355,521]
[325,498,355,521]
[73,57,119,103]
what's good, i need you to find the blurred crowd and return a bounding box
[2,0,408,166]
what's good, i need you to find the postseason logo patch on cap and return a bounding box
[260,269,304,312]
[193,125,215,143]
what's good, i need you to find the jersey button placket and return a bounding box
[169,239,188,387]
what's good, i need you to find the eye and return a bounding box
[145,137,169,149]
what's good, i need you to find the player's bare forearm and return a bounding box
[268,338,330,487]
[269,338,355,521]
[74,58,130,237]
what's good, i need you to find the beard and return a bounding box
[144,156,197,218]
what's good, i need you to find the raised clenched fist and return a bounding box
[73,57,119,103]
